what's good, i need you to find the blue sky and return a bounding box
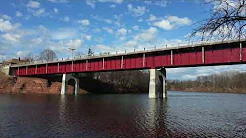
[0,0,245,80]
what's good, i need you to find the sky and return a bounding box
[0,0,245,80]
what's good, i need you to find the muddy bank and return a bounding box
[0,75,87,94]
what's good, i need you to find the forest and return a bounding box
[87,70,246,94]
[168,71,246,93]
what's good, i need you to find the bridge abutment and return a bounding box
[61,74,79,95]
[149,68,167,99]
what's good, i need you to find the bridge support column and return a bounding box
[149,68,167,99]
[61,74,79,95]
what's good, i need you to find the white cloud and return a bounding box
[207,0,237,12]
[16,11,23,17]
[161,39,187,47]
[53,8,59,14]
[27,1,40,9]
[127,4,148,16]
[1,33,21,43]
[168,16,192,26]
[125,40,137,47]
[78,19,90,26]
[31,37,43,45]
[134,27,158,42]
[50,28,78,40]
[60,16,70,22]
[35,8,45,16]
[153,16,192,30]
[99,0,123,2]
[147,14,157,22]
[117,28,127,35]
[103,27,114,34]
[153,20,173,30]
[91,15,112,24]
[85,35,92,40]
[85,0,96,8]
[86,0,123,8]
[16,50,30,58]
[110,4,116,8]
[48,39,83,53]
[81,33,92,41]
[0,18,21,32]
[93,28,101,33]
[38,25,48,33]
[167,64,246,80]
[65,39,83,49]
[144,1,168,7]
[138,18,143,22]
[1,15,11,20]
[182,74,197,80]
[48,0,68,3]
[93,44,112,53]
[28,8,46,17]
[132,25,140,30]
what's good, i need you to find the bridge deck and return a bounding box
[11,39,246,76]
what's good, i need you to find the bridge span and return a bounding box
[10,40,246,98]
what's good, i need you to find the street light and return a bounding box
[69,48,76,59]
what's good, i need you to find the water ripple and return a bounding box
[0,92,246,137]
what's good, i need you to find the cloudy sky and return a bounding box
[0,0,245,80]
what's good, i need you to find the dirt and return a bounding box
[0,74,88,94]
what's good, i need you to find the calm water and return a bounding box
[0,91,246,138]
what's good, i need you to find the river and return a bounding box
[0,91,246,138]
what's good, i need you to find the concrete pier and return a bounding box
[149,68,167,98]
[61,74,79,95]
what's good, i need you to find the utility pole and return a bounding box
[69,48,76,59]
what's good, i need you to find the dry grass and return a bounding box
[0,71,5,76]
[0,71,8,78]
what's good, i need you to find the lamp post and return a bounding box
[69,48,76,59]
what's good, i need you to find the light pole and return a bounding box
[69,48,76,59]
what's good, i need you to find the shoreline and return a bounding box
[169,89,246,94]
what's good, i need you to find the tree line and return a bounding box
[168,71,246,93]
[92,70,150,93]
[23,48,95,62]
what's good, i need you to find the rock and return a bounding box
[0,76,14,93]
[12,77,49,94]
[0,73,88,94]
[49,82,61,94]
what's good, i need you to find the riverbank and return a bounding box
[169,87,246,94]
[0,72,88,94]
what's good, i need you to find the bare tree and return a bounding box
[24,53,34,62]
[87,48,94,56]
[39,49,57,61]
[168,71,246,93]
[191,0,246,41]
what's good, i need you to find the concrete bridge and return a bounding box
[9,40,246,98]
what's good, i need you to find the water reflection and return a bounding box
[146,98,170,137]
[0,92,246,138]
[59,94,66,125]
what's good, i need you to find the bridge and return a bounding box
[10,40,246,98]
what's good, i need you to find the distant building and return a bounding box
[3,58,29,66]
[0,58,30,76]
